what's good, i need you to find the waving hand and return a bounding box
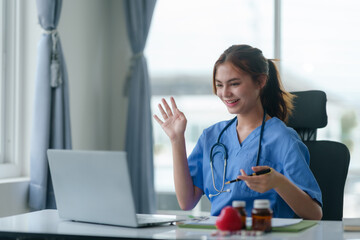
[153,97,187,142]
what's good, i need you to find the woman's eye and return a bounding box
[231,82,240,86]
[216,84,223,88]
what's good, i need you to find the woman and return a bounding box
[153,44,322,220]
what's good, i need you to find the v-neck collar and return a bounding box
[231,117,273,149]
[233,118,261,148]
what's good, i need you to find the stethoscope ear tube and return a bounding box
[210,143,228,163]
[255,110,267,166]
[209,154,227,197]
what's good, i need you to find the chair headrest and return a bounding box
[287,90,328,129]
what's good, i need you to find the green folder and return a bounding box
[272,220,318,232]
[178,220,318,232]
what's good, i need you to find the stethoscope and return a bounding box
[209,111,267,198]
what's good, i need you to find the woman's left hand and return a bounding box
[236,166,284,193]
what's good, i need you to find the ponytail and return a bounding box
[261,60,294,122]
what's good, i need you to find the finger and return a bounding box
[237,171,266,191]
[237,175,261,183]
[158,103,168,119]
[153,114,164,125]
[240,169,248,176]
[162,98,173,117]
[236,169,249,181]
[170,96,178,110]
[237,169,263,183]
[251,165,270,172]
[175,108,186,120]
[244,182,261,189]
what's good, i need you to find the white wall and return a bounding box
[0,0,130,217]
[0,179,29,217]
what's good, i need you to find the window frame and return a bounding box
[0,0,23,178]
[148,0,277,194]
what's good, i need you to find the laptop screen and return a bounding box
[47,150,139,227]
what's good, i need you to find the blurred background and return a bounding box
[147,0,360,217]
[1,0,359,218]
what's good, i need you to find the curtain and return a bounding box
[29,0,72,210]
[124,0,157,214]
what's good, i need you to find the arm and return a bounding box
[153,97,203,210]
[274,172,322,220]
[171,135,203,210]
[237,166,322,220]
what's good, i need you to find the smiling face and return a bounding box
[215,62,264,115]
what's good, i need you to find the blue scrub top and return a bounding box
[187,117,322,217]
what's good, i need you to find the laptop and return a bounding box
[47,149,182,227]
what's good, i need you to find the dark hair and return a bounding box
[212,44,294,122]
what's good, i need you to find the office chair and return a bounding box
[287,90,350,221]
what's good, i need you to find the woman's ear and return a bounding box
[257,75,267,89]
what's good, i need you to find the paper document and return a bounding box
[272,218,302,227]
[184,216,302,227]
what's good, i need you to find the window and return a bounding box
[0,0,22,178]
[148,0,360,216]
[281,0,360,218]
[147,0,274,212]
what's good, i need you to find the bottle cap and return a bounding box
[232,200,246,208]
[253,199,270,209]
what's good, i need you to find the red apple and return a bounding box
[215,206,242,231]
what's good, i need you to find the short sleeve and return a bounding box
[283,140,323,206]
[187,132,205,192]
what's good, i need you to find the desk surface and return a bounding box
[0,210,359,239]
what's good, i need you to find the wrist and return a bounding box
[273,172,288,192]
[170,135,185,144]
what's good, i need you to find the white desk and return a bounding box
[0,210,359,239]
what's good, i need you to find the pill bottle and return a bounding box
[232,200,247,229]
[251,199,272,232]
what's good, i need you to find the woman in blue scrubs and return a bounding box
[153,44,322,220]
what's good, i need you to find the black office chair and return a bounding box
[287,90,350,221]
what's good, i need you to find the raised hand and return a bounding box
[153,97,187,142]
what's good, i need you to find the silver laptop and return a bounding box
[47,149,181,227]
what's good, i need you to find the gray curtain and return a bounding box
[124,0,157,214]
[29,0,71,210]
